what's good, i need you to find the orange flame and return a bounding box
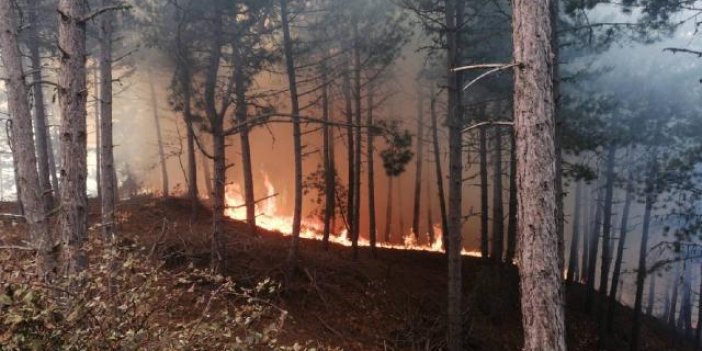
[224,172,481,257]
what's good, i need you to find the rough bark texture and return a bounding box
[367,87,377,256]
[512,0,566,349]
[0,0,55,279]
[281,0,304,274]
[479,125,489,259]
[150,73,169,197]
[429,90,448,250]
[607,172,633,330]
[445,0,464,349]
[234,46,256,236]
[27,0,55,212]
[57,0,89,276]
[505,130,517,262]
[631,156,657,351]
[412,89,424,241]
[566,181,582,283]
[99,0,116,239]
[491,127,504,261]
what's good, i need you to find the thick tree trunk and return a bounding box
[445,0,465,349]
[367,87,377,256]
[233,46,256,235]
[598,145,617,332]
[512,0,566,349]
[27,1,55,211]
[351,21,362,260]
[0,0,55,278]
[505,130,517,262]
[491,126,504,261]
[93,69,101,202]
[149,73,169,197]
[57,0,89,276]
[412,88,424,241]
[99,0,116,239]
[566,181,582,283]
[322,70,334,251]
[606,172,634,330]
[383,175,393,243]
[429,90,448,250]
[281,0,304,274]
[631,155,657,351]
[479,125,489,259]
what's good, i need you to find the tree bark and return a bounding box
[598,145,617,332]
[281,0,304,275]
[445,0,465,349]
[322,68,334,251]
[512,0,566,349]
[479,125,489,259]
[149,72,169,197]
[367,86,377,256]
[631,155,657,351]
[383,175,393,243]
[351,20,362,260]
[412,88,424,241]
[566,181,582,283]
[505,129,517,262]
[57,0,89,276]
[343,62,354,245]
[580,183,591,283]
[201,148,213,198]
[27,0,55,212]
[429,89,448,251]
[491,126,504,261]
[0,0,55,279]
[233,45,256,236]
[586,173,604,313]
[99,0,116,240]
[668,262,681,328]
[93,69,101,202]
[606,171,634,330]
[646,272,656,316]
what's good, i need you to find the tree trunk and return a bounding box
[646,272,656,316]
[0,0,54,279]
[343,63,354,245]
[351,20,362,260]
[99,0,116,239]
[566,181,582,283]
[445,0,465,348]
[696,263,702,345]
[606,171,634,330]
[512,0,566,349]
[479,125,489,259]
[93,69,101,202]
[505,129,517,262]
[668,262,681,327]
[580,183,591,283]
[175,33,198,219]
[586,173,604,313]
[27,0,55,211]
[8,131,24,215]
[384,175,393,243]
[57,0,89,276]
[149,72,169,197]
[491,126,504,261]
[281,0,303,275]
[631,155,657,351]
[598,145,617,333]
[429,89,448,251]
[47,121,59,200]
[201,149,213,198]
[367,86,377,256]
[322,69,334,251]
[233,46,256,235]
[412,88,424,241]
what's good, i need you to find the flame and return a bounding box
[224,172,481,257]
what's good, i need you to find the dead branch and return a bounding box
[460,121,513,133]
[462,63,518,91]
[663,47,702,57]
[80,4,132,23]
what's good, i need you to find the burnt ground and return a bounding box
[0,196,695,350]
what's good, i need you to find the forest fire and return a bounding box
[224,173,480,257]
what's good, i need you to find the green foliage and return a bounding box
[0,242,338,351]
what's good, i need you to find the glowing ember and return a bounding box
[224,172,481,257]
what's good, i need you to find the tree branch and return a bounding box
[80,4,131,23]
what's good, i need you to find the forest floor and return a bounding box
[0,195,695,350]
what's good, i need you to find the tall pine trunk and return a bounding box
[322,70,334,250]
[0,0,54,278]
[646,272,656,316]
[343,64,354,245]
[479,125,489,259]
[99,0,116,239]
[383,176,393,243]
[580,183,591,282]
[351,21,362,259]
[27,0,55,211]
[598,145,617,334]
[93,69,101,202]
[513,0,566,349]
[606,171,634,330]
[412,88,424,241]
[631,155,657,351]
[566,181,582,282]
[491,126,504,261]
[586,172,604,313]
[57,0,89,276]
[429,89,448,250]
[281,0,304,274]
[149,72,169,197]
[367,86,377,256]
[233,46,256,235]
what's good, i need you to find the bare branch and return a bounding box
[663,47,702,57]
[461,121,513,134]
[80,4,131,23]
